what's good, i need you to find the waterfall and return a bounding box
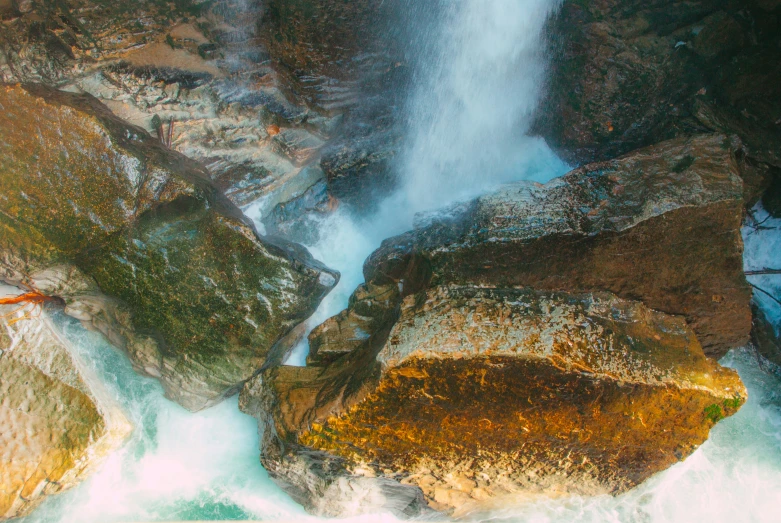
[19,1,781,522]
[282,0,568,365]
[397,0,565,213]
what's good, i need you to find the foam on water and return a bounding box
[19,310,307,523]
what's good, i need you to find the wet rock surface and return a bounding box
[258,0,408,211]
[0,294,131,518]
[0,84,336,411]
[752,302,781,370]
[241,286,745,515]
[0,0,346,233]
[240,132,751,516]
[367,134,752,358]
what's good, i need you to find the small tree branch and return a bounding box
[746,269,781,276]
[749,283,781,308]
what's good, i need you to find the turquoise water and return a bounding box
[19,312,781,523]
[16,0,781,517]
[19,310,307,523]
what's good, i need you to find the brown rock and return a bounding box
[752,302,781,369]
[0,294,130,518]
[239,133,752,516]
[307,281,399,366]
[258,0,408,211]
[241,286,746,515]
[535,0,781,170]
[259,0,399,112]
[366,134,751,358]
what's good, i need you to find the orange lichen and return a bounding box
[300,356,745,497]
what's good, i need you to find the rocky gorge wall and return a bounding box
[534,0,781,212]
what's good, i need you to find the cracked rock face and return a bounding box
[241,286,745,516]
[535,0,781,171]
[0,296,131,518]
[0,84,337,411]
[0,0,342,233]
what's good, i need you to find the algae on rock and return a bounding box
[241,286,746,516]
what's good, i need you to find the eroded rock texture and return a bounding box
[0,0,345,236]
[536,0,781,173]
[258,0,407,211]
[241,286,745,515]
[0,295,130,518]
[0,84,336,411]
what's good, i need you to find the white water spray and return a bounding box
[398,0,565,212]
[281,0,568,366]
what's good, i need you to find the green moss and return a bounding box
[78,204,289,367]
[0,85,328,402]
[723,395,742,410]
[704,403,724,423]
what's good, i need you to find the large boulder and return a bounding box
[0,84,337,411]
[366,133,752,358]
[241,285,746,516]
[240,133,751,516]
[0,291,131,518]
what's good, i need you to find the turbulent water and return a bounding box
[17,0,781,521]
[19,312,781,523]
[283,0,568,365]
[397,0,564,211]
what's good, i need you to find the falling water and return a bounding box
[18,1,781,522]
[282,0,568,364]
[397,0,565,212]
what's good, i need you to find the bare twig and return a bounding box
[166,118,174,148]
[749,283,781,308]
[745,269,781,276]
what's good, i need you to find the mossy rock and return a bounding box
[0,84,337,410]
